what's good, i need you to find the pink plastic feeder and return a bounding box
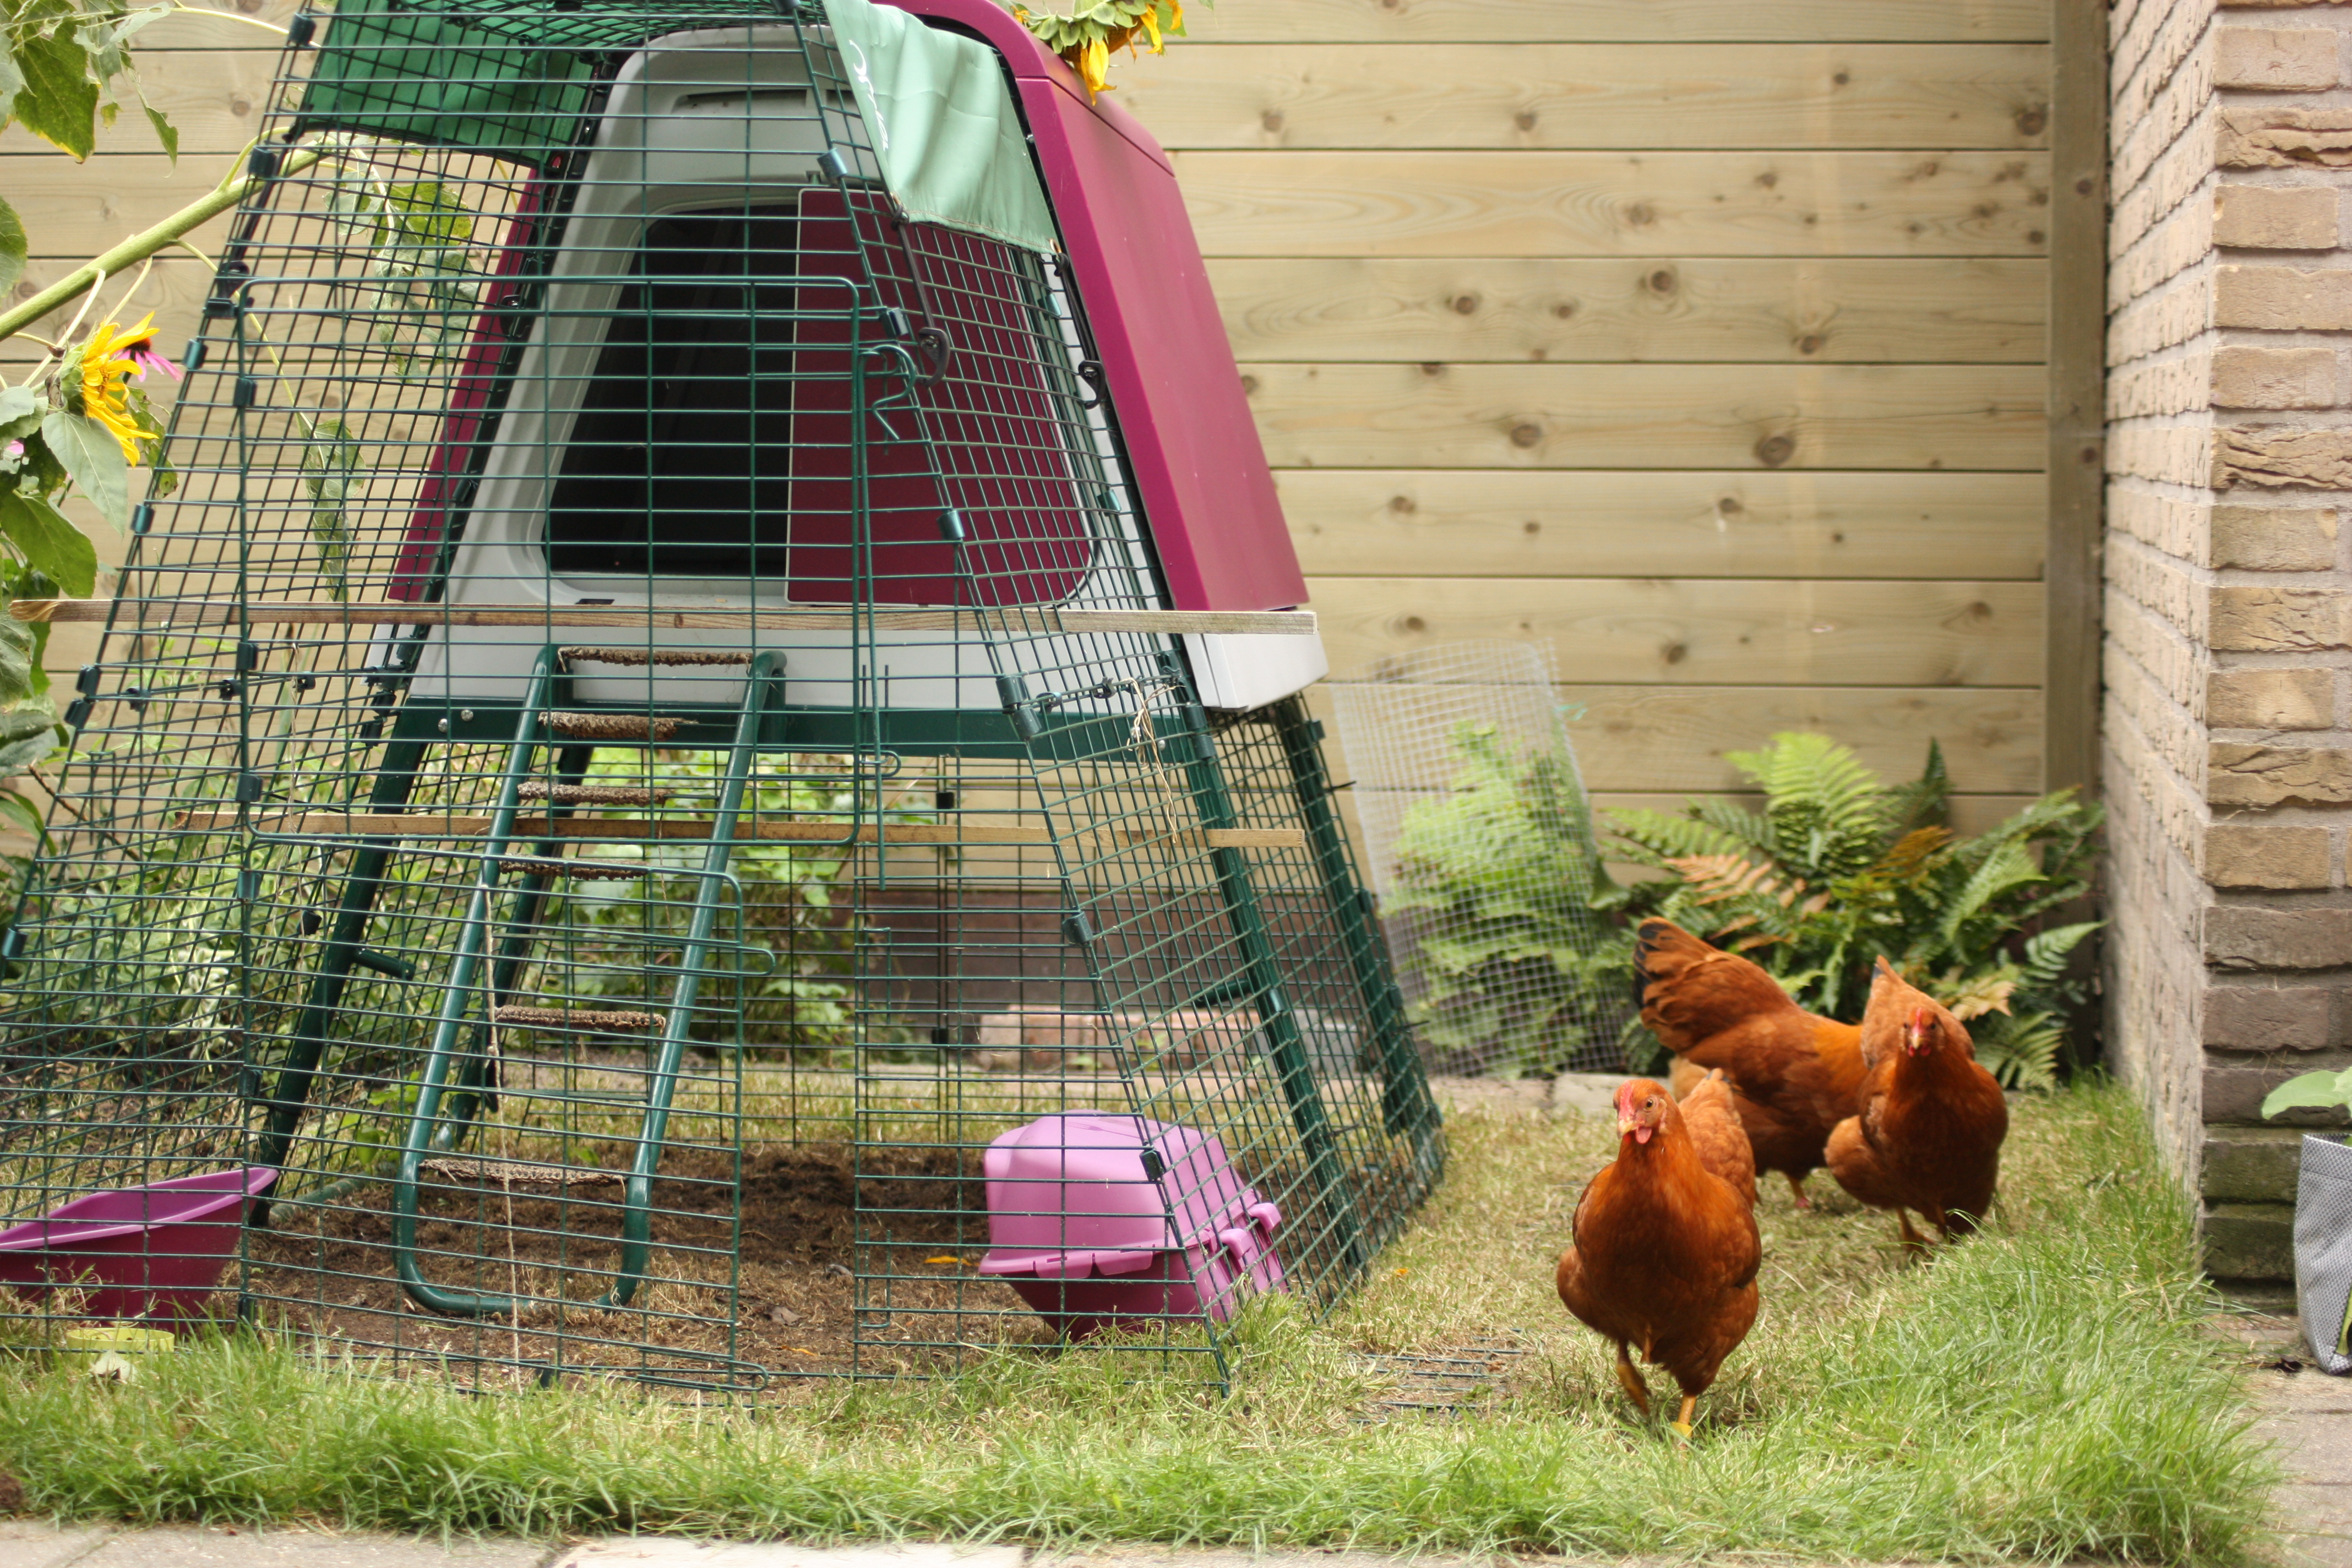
[0,1167,277,1322]
[978,1113,1283,1340]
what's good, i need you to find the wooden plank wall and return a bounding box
[1119,0,2056,830]
[1,0,2059,832]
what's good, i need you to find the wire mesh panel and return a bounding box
[1325,641,1630,1079]
[0,0,1437,1392]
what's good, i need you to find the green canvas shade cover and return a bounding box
[296,0,1057,253]
[820,0,1059,253]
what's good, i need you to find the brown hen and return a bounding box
[1678,1068,1758,1207]
[1556,1078,1760,1436]
[1634,919,1865,1208]
[1824,957,2010,1250]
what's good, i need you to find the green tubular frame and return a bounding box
[388,649,780,1316]
[1174,692,1368,1281]
[1266,696,1439,1158]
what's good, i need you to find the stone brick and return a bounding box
[2204,904,2352,968]
[2219,105,2352,167]
[2218,265,2352,329]
[2204,823,2335,887]
[2210,585,2352,650]
[2210,502,2338,568]
[2212,742,2352,805]
[2216,26,2342,89]
[2204,982,2336,1048]
[2213,345,2340,408]
[2202,1126,2306,1201]
[2202,1200,2297,1280]
[2209,667,2335,729]
[2216,427,2352,488]
[2215,184,2341,248]
[2206,1062,2352,1123]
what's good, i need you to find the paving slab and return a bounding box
[1042,1554,1504,1568]
[2280,1484,2352,1568]
[553,1545,1022,1568]
[2260,1409,2352,1488]
[0,1522,113,1568]
[70,1529,547,1568]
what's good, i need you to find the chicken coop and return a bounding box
[0,0,1440,1393]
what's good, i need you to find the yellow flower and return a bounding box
[70,313,162,464]
[1076,37,1110,98]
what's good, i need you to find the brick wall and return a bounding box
[2106,0,2352,1280]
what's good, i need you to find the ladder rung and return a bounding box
[494,1085,647,1107]
[516,783,672,805]
[420,1157,623,1189]
[498,855,650,880]
[548,712,686,741]
[561,646,753,668]
[492,1005,661,1032]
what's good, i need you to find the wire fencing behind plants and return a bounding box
[1325,642,1631,1079]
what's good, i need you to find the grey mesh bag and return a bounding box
[2296,1135,2352,1375]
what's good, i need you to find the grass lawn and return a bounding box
[0,1079,2276,1562]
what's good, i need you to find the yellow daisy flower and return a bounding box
[69,313,163,464]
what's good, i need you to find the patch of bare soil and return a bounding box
[243,1143,1053,1389]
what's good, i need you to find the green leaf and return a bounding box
[0,784,47,843]
[0,616,37,707]
[0,194,23,297]
[2261,1069,2352,1120]
[39,409,129,530]
[0,385,41,444]
[0,705,59,776]
[0,490,97,597]
[12,25,99,160]
[141,100,175,162]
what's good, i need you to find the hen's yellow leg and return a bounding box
[1672,1395,1697,1439]
[1613,1343,1652,1415]
[1785,1172,1812,1210]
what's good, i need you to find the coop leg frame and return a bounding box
[1173,689,1369,1282]
[1266,696,1441,1166]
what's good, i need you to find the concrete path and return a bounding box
[2224,1295,2352,1568]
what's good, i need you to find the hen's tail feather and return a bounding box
[1635,918,1806,1053]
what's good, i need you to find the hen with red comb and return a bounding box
[1556,1077,1760,1436]
[1824,957,2009,1250]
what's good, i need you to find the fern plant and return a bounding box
[1602,734,2102,1089]
[1382,722,1626,1077]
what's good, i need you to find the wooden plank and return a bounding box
[1172,150,2052,258]
[1305,576,2045,686]
[1123,43,2051,151]
[2044,0,2103,802]
[1277,471,2046,580]
[175,812,1303,849]
[1587,793,2038,841]
[1243,363,2045,471]
[10,601,1319,635]
[1149,0,2050,43]
[1552,684,2043,793]
[1210,257,2046,364]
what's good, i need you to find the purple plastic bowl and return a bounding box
[0,1167,277,1322]
[977,1114,1283,1339]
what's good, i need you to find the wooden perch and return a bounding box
[10,599,1317,636]
[171,810,1305,850]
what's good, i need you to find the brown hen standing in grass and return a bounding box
[1825,957,2009,1250]
[1634,918,1865,1210]
[1556,1077,1760,1437]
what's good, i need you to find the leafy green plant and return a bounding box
[1602,733,2103,1089]
[1381,722,1625,1078]
[549,752,884,1051]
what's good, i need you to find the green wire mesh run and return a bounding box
[0,0,1441,1395]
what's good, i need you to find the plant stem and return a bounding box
[0,144,326,347]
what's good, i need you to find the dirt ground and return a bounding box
[241,1142,1055,1389]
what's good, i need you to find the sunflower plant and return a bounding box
[1011,0,1197,100]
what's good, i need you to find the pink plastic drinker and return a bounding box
[977,1113,1283,1340]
